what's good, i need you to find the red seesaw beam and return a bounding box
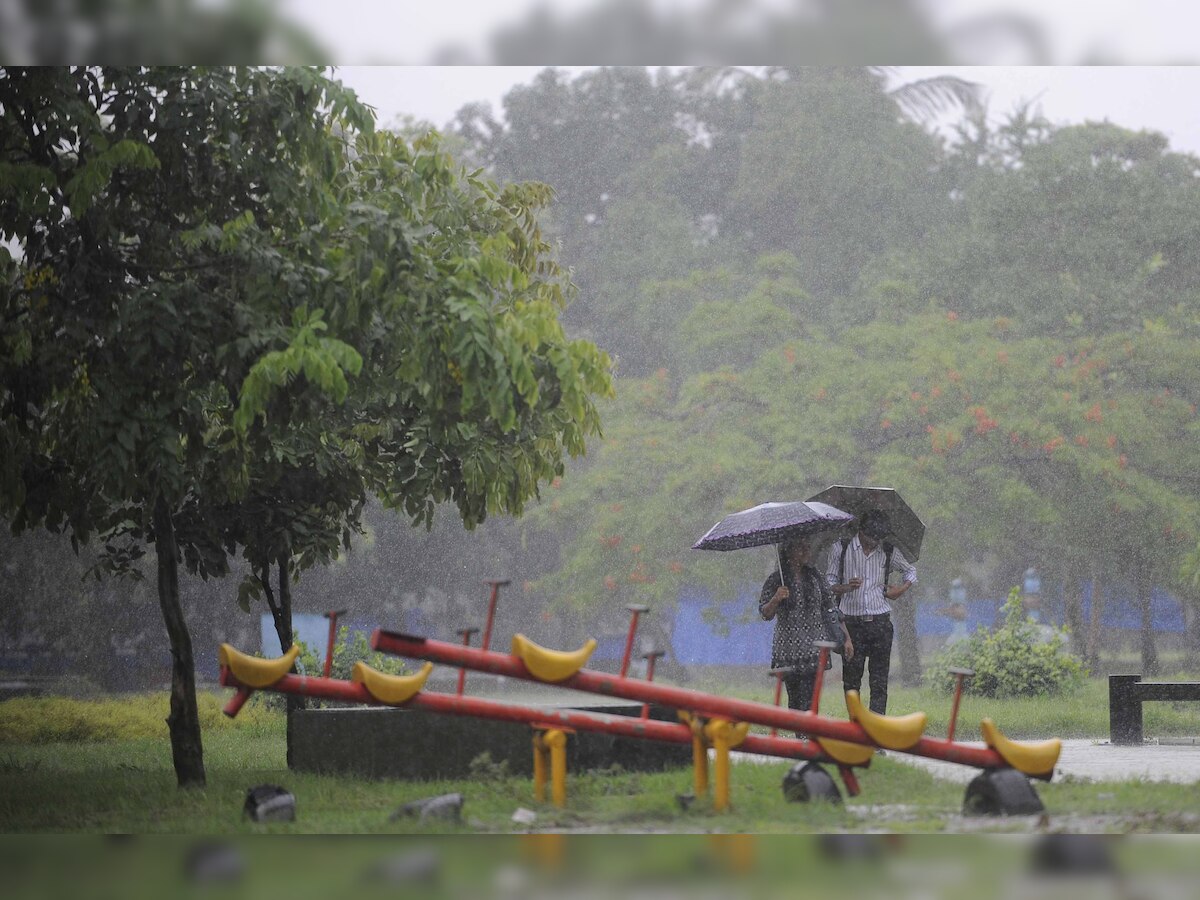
[216,667,853,774]
[371,630,1014,774]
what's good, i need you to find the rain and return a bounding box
[3,1,1200,891]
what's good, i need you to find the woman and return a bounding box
[758,537,854,711]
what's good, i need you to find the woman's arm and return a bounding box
[759,574,787,621]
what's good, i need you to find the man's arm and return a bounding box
[884,548,918,600]
[826,541,861,597]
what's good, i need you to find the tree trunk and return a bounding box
[277,554,305,768]
[262,558,303,768]
[1184,595,1200,674]
[153,493,206,788]
[1061,560,1084,656]
[1137,563,1159,677]
[1085,559,1104,674]
[894,591,922,687]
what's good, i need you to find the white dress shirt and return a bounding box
[825,534,917,617]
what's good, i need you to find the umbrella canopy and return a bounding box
[805,485,926,561]
[692,500,854,552]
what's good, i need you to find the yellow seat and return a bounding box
[845,690,927,750]
[218,643,299,689]
[511,633,597,682]
[815,737,875,767]
[351,661,433,706]
[980,718,1061,780]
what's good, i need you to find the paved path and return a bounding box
[889,738,1200,783]
[731,738,1200,783]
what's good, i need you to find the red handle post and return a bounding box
[322,608,348,679]
[768,667,790,738]
[481,580,510,653]
[809,641,838,715]
[619,604,649,678]
[640,649,666,719]
[946,667,974,741]
[456,626,480,696]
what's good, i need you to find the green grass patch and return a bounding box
[0,691,283,744]
[2,681,1199,833]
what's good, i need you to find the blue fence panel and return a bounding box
[671,587,771,666]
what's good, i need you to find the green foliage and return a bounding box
[294,627,408,682]
[928,588,1086,698]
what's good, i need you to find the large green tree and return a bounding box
[0,67,612,786]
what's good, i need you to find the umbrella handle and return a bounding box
[776,544,784,584]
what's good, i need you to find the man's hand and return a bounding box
[843,637,855,660]
[885,584,908,601]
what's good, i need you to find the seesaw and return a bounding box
[217,642,872,812]
[368,630,1062,815]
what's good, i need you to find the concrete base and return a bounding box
[291,702,692,780]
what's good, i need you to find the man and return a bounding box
[826,510,917,715]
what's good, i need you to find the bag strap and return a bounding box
[837,537,851,583]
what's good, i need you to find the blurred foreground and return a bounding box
[3,834,1198,900]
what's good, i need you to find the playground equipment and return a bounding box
[367,629,1062,813]
[219,620,1061,816]
[218,641,870,812]
[218,574,1062,816]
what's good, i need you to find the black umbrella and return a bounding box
[805,485,926,562]
[693,499,852,551]
[693,500,854,580]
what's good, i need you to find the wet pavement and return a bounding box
[889,738,1200,784]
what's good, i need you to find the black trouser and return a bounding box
[783,670,817,713]
[842,615,894,714]
[782,669,817,740]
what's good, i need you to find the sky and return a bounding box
[284,0,1200,66]
[331,66,1200,159]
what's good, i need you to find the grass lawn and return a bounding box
[1,679,1198,834]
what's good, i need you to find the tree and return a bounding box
[1,67,613,786]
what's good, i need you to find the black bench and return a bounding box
[1108,674,1200,745]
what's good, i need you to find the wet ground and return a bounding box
[889,738,1200,784]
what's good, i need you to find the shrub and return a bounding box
[256,627,411,711]
[927,587,1086,698]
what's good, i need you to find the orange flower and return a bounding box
[815,387,828,401]
[1084,403,1103,422]
[1118,454,1129,469]
[881,419,892,430]
[931,385,943,398]
[1075,435,1089,447]
[1053,355,1066,368]
[668,561,684,574]
[604,576,618,591]
[1106,435,1118,449]
[783,347,796,364]
[996,350,1009,364]
[946,310,959,321]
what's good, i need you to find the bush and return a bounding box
[295,626,409,682]
[927,587,1085,698]
[255,627,411,711]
